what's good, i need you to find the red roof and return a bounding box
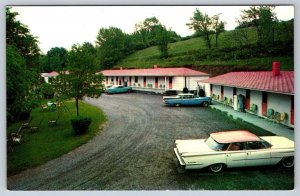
[100,67,209,77]
[199,71,294,95]
[211,130,260,143]
[42,71,59,77]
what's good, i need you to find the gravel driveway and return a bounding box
[7,93,268,190]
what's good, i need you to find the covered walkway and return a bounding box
[210,103,294,141]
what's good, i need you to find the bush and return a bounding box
[71,116,92,135]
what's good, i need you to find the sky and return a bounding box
[11,6,294,54]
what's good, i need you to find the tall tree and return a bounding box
[55,43,104,116]
[96,27,125,67]
[187,9,213,49]
[7,45,37,122]
[6,7,40,123]
[134,17,161,47]
[6,7,40,69]
[212,14,226,48]
[155,25,171,59]
[237,6,276,50]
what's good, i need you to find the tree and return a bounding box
[6,7,40,123]
[6,7,40,69]
[134,17,161,47]
[236,6,277,54]
[212,14,226,48]
[155,25,171,58]
[55,42,104,116]
[257,7,277,50]
[43,47,68,72]
[7,45,37,122]
[187,9,213,49]
[96,27,125,67]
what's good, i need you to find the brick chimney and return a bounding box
[153,65,158,69]
[272,62,280,76]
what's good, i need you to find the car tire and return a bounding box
[202,101,209,107]
[281,156,294,168]
[209,163,223,173]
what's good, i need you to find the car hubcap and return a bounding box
[210,164,222,173]
[282,157,294,168]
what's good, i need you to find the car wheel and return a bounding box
[281,156,294,168]
[209,163,223,173]
[202,101,209,107]
[175,103,181,107]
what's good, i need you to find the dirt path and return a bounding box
[7,93,243,190]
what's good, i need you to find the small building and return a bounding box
[101,65,210,93]
[198,62,294,128]
[41,71,59,83]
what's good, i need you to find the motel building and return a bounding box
[40,71,59,83]
[101,65,210,93]
[198,62,294,128]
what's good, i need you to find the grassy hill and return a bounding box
[116,27,293,76]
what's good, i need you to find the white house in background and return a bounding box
[41,71,59,83]
[100,65,210,93]
[198,62,294,128]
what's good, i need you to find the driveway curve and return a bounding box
[8,93,246,190]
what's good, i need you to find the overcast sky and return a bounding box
[11,6,294,54]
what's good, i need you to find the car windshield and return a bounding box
[205,136,229,151]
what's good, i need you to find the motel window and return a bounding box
[129,76,132,82]
[135,76,138,83]
[106,76,108,82]
[116,76,118,81]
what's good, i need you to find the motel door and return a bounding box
[262,92,268,115]
[245,90,250,109]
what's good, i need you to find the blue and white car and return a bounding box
[105,85,133,94]
[163,93,211,107]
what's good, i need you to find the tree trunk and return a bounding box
[75,97,79,116]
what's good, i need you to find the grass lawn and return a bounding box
[7,100,107,176]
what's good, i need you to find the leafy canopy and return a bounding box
[53,42,104,116]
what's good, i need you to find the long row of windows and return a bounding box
[107,76,173,84]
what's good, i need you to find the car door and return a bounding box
[226,142,247,168]
[244,141,271,167]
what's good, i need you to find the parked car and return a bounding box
[163,93,211,107]
[106,85,133,94]
[174,130,294,173]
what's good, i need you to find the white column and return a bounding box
[164,76,167,91]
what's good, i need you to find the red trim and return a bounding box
[262,92,267,115]
[246,90,250,109]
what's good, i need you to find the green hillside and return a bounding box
[116,26,293,75]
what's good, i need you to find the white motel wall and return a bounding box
[202,84,294,128]
[105,75,209,92]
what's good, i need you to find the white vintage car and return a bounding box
[174,130,294,173]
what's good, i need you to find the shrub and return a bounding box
[71,116,92,135]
